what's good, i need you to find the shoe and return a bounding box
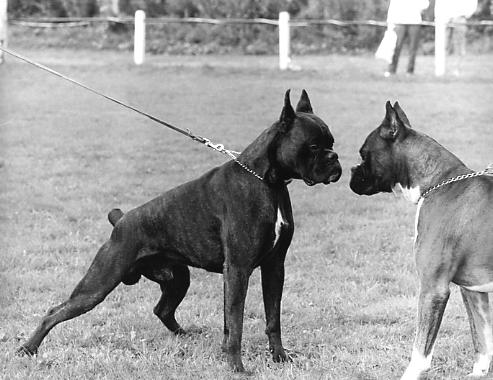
[384,71,392,77]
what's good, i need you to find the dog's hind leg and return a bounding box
[153,265,190,334]
[17,241,132,356]
[401,280,450,380]
[460,288,493,377]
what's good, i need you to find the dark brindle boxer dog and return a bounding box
[17,90,342,372]
[350,101,493,379]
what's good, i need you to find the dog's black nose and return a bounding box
[327,151,338,162]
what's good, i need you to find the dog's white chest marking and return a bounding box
[392,183,421,204]
[413,198,424,247]
[463,282,493,293]
[273,207,285,246]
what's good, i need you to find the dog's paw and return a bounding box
[271,346,292,363]
[173,327,187,336]
[467,355,492,378]
[228,357,245,373]
[221,338,228,353]
[174,325,204,336]
[16,345,37,357]
[172,325,206,337]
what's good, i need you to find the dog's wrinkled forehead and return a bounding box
[359,128,387,159]
[294,113,334,146]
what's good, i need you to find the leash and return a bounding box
[420,163,493,199]
[0,46,264,182]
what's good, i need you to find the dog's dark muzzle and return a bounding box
[349,164,379,195]
[322,151,342,184]
[304,159,342,186]
[324,160,342,184]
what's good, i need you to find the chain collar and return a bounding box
[201,138,264,182]
[420,163,493,200]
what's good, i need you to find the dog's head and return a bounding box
[349,101,413,195]
[271,90,342,186]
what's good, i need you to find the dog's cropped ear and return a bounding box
[295,89,313,113]
[279,89,296,129]
[379,100,406,141]
[393,101,412,128]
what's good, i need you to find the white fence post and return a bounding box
[279,11,290,70]
[134,10,145,65]
[0,0,7,64]
[434,0,447,76]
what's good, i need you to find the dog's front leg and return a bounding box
[223,263,249,372]
[402,281,450,380]
[261,254,290,363]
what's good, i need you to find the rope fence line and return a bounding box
[9,17,493,29]
[4,12,493,75]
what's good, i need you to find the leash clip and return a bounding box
[203,138,225,153]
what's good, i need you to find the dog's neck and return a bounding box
[238,123,289,185]
[392,131,470,203]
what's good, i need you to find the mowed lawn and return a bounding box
[1,49,492,380]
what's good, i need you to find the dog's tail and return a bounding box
[108,208,124,226]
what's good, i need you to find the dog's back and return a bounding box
[106,161,283,273]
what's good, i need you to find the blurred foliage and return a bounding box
[7,0,493,54]
[8,0,98,17]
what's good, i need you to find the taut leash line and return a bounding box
[1,47,192,138]
[0,46,264,181]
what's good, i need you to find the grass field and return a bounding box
[1,49,492,379]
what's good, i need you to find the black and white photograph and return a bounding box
[1,0,492,378]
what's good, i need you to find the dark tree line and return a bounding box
[7,0,493,54]
[8,0,492,20]
[6,0,391,19]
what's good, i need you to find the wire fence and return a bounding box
[10,16,493,29]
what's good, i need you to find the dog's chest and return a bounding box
[273,207,286,246]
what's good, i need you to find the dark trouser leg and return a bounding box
[449,19,467,74]
[388,24,407,73]
[153,265,190,334]
[407,24,421,74]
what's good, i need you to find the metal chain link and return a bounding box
[201,138,264,181]
[420,163,493,199]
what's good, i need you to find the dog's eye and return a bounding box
[309,144,319,151]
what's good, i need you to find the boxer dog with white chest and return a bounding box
[350,101,493,379]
